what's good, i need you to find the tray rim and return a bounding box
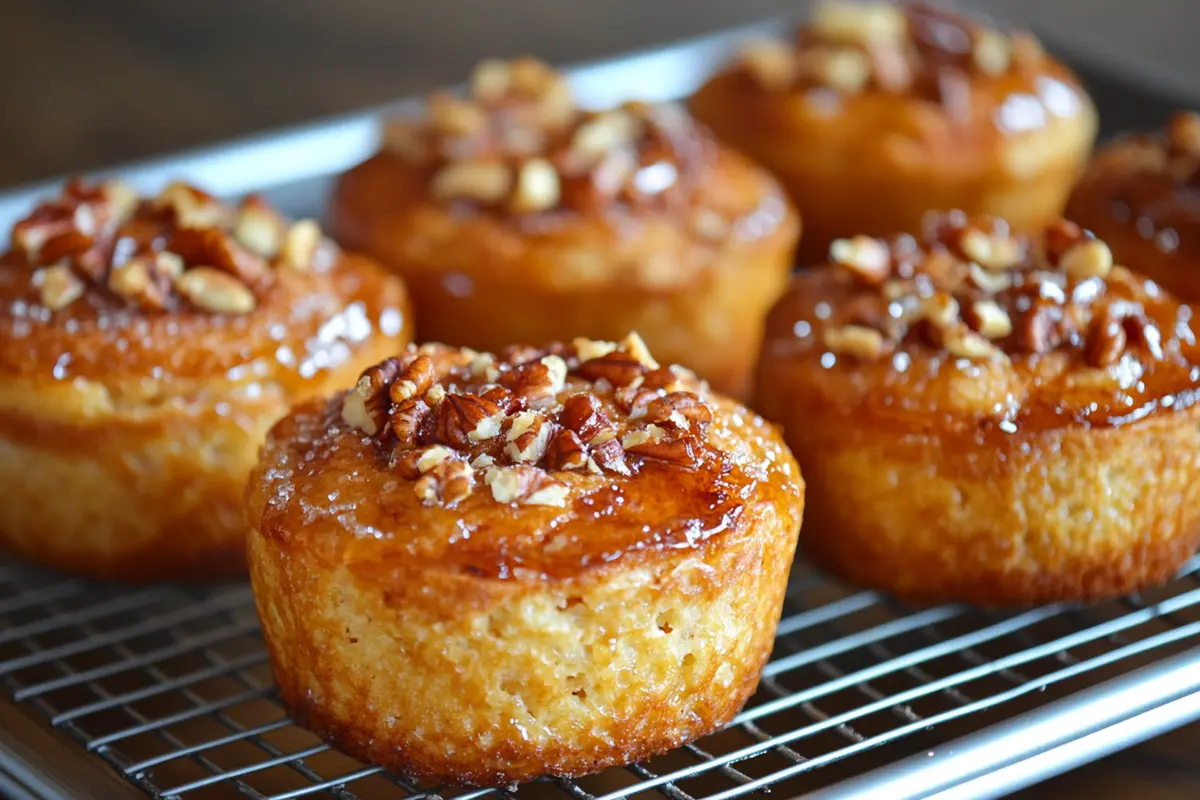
[2,13,1200,800]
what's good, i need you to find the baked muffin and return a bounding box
[1067,111,1200,300]
[690,0,1098,264]
[0,179,412,580]
[754,212,1200,605]
[247,334,804,784]
[330,57,800,398]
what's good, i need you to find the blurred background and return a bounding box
[2,0,1199,188]
[1,1,1198,797]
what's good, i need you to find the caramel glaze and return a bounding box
[763,264,1200,440]
[0,250,411,395]
[249,344,801,585]
[1067,117,1200,299]
[331,127,796,295]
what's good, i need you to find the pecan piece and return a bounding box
[1085,312,1127,368]
[32,264,85,310]
[415,458,474,507]
[589,436,630,475]
[234,195,284,258]
[280,219,323,272]
[576,353,645,387]
[485,466,569,507]
[171,227,268,285]
[830,235,891,285]
[643,392,713,432]
[108,255,172,310]
[436,393,505,448]
[341,358,405,435]
[155,182,226,229]
[501,355,567,406]
[559,393,610,442]
[391,398,432,445]
[175,267,257,315]
[622,424,696,464]
[546,429,587,470]
[389,355,435,402]
[823,325,891,360]
[393,444,456,480]
[505,411,555,464]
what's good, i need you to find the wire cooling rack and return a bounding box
[2,554,1200,800]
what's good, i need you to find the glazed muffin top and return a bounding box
[1070,111,1200,261]
[0,179,410,384]
[760,212,1200,433]
[380,57,722,217]
[250,334,802,581]
[720,1,1092,154]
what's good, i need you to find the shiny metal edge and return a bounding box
[802,645,1200,800]
[0,696,145,800]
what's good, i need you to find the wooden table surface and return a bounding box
[1,1,1198,797]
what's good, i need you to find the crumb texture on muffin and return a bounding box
[248,336,804,783]
[755,213,1200,605]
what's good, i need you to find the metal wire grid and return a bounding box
[1,557,1199,800]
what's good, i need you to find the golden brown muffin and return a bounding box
[0,179,413,580]
[329,57,800,398]
[247,334,804,784]
[690,1,1098,264]
[1067,111,1200,301]
[754,212,1200,606]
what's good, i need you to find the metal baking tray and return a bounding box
[3,17,1200,800]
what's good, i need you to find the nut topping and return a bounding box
[32,265,85,311]
[383,57,707,218]
[342,337,717,507]
[9,179,332,314]
[807,214,1173,369]
[175,267,257,315]
[740,2,1050,109]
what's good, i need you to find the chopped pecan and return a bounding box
[280,220,322,272]
[589,436,630,475]
[1040,219,1086,267]
[509,158,561,213]
[546,429,587,470]
[830,235,892,285]
[958,228,1021,271]
[1059,239,1113,280]
[643,392,713,432]
[504,411,555,463]
[823,325,891,360]
[415,458,474,507]
[622,424,697,464]
[559,393,609,442]
[389,355,435,402]
[175,267,257,315]
[1085,312,1127,368]
[436,393,505,447]
[576,353,645,387]
[32,264,85,310]
[234,195,284,258]
[393,444,455,480]
[812,0,906,46]
[428,92,489,136]
[155,182,226,229]
[469,59,511,103]
[108,256,172,310]
[803,46,872,93]
[431,160,513,203]
[391,398,432,445]
[341,358,404,435]
[170,226,267,285]
[573,337,619,363]
[966,299,1013,340]
[485,466,568,507]
[972,29,1012,76]
[501,355,567,406]
[1019,301,1065,354]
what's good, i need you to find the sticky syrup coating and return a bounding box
[689,1,1097,263]
[247,336,804,783]
[754,213,1200,605]
[1067,110,1200,301]
[330,57,800,398]
[0,180,413,580]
